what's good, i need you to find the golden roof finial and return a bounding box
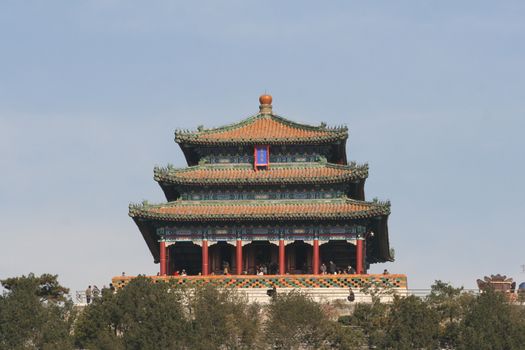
[259,94,272,114]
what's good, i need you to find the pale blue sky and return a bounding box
[1,1,524,292]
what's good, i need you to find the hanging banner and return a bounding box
[254,145,269,167]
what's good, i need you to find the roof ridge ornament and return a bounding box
[259,94,272,115]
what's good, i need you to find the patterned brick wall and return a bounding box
[112,274,407,290]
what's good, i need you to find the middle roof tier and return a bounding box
[154,162,368,201]
[155,162,368,185]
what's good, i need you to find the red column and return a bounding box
[202,240,209,276]
[159,241,167,276]
[356,239,363,274]
[363,239,367,274]
[236,240,243,275]
[166,246,170,275]
[279,240,285,275]
[313,239,320,275]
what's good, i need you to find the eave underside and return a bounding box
[158,180,367,202]
[179,142,347,166]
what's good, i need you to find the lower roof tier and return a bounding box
[130,199,392,264]
[129,198,390,222]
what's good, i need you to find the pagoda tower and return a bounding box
[129,95,393,278]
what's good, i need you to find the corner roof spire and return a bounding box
[259,94,272,114]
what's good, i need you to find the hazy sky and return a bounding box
[1,1,524,293]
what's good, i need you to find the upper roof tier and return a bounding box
[175,95,347,146]
[176,95,349,165]
[154,162,368,186]
[175,114,348,146]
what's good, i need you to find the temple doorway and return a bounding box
[244,241,278,274]
[169,242,201,275]
[319,240,355,273]
[209,242,234,274]
[286,241,312,274]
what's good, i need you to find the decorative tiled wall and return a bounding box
[112,274,407,290]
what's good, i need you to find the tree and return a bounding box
[426,280,475,349]
[343,298,389,348]
[186,285,263,350]
[73,288,123,349]
[1,273,69,303]
[265,291,364,349]
[117,277,188,349]
[75,280,265,349]
[458,289,525,350]
[383,295,440,350]
[74,276,188,350]
[0,273,74,350]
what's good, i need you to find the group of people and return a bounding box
[320,261,356,275]
[150,264,391,277]
[248,262,282,275]
[85,283,115,304]
[319,262,392,275]
[223,261,277,275]
[256,264,269,275]
[170,269,187,276]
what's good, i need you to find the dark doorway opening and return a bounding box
[209,241,234,274]
[169,242,201,275]
[287,241,311,274]
[245,241,278,274]
[319,240,355,273]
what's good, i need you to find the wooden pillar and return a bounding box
[236,240,243,275]
[363,239,367,274]
[279,240,285,275]
[159,241,167,276]
[313,239,320,275]
[202,240,209,276]
[166,246,170,275]
[356,238,363,274]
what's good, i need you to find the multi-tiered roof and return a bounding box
[130,95,392,265]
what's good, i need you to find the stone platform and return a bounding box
[112,274,408,304]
